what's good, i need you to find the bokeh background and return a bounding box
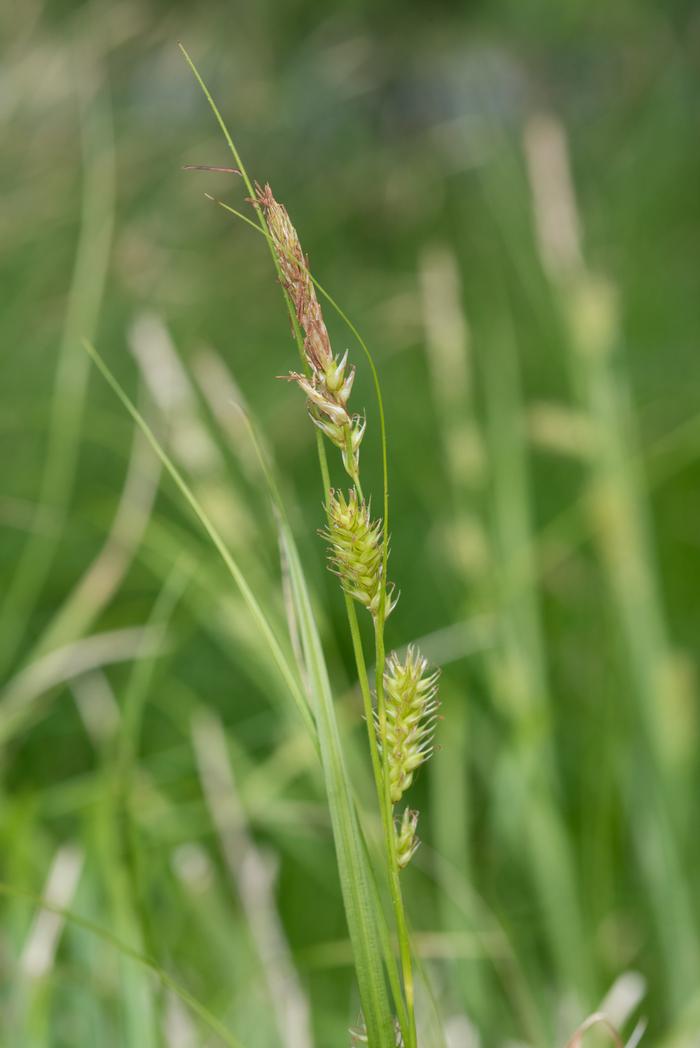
[2,1,700,1045]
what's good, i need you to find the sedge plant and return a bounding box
[179,46,442,1047]
[253,179,441,1046]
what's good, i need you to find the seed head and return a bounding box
[255,183,362,481]
[381,647,439,804]
[321,489,396,620]
[395,808,420,870]
[254,183,333,371]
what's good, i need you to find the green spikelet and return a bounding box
[381,646,439,805]
[321,489,396,620]
[395,808,420,870]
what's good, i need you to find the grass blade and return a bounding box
[280,526,396,1045]
[0,883,247,1048]
[0,67,115,677]
[82,339,316,743]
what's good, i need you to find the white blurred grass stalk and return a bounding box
[19,845,84,1043]
[0,59,115,677]
[192,708,313,1048]
[524,111,700,1005]
[128,313,259,554]
[480,295,592,1010]
[420,241,592,1022]
[0,626,166,745]
[29,419,161,661]
[419,244,488,1030]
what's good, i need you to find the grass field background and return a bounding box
[2,1,700,1044]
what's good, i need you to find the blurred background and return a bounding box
[2,0,700,1044]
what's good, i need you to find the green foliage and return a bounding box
[2,2,700,1045]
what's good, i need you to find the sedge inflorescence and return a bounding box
[381,647,440,867]
[257,180,440,884]
[321,489,396,621]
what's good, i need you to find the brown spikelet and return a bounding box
[254,182,332,373]
[254,182,364,481]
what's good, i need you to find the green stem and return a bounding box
[344,598,409,1043]
[179,45,310,386]
[374,616,417,1048]
[345,425,361,492]
[316,432,332,511]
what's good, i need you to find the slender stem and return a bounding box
[316,432,332,511]
[346,425,361,492]
[345,600,388,839]
[375,617,417,1047]
[346,599,413,1045]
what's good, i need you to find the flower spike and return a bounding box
[320,489,396,621]
[380,646,440,805]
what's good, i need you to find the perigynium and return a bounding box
[395,808,420,871]
[382,648,440,869]
[321,489,397,621]
[383,648,440,806]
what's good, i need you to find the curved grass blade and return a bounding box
[82,339,316,743]
[280,527,396,1045]
[0,70,115,677]
[0,882,247,1048]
